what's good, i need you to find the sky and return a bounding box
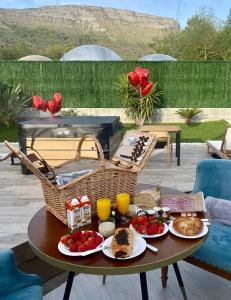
[0,0,230,28]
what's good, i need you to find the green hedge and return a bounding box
[0,61,230,108]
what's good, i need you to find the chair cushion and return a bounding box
[192,222,231,273]
[0,285,42,300]
[205,196,231,226]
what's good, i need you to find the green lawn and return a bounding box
[0,120,228,142]
[122,120,228,143]
[0,124,18,142]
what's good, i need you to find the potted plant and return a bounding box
[115,67,163,126]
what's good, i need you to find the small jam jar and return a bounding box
[153,207,162,217]
[162,207,170,221]
[136,209,147,216]
[146,209,156,217]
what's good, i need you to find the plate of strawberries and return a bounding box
[58,230,104,256]
[130,215,168,238]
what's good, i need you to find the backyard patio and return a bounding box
[0,142,230,300]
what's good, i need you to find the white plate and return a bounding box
[168,221,209,239]
[129,223,169,238]
[58,232,104,256]
[102,235,146,260]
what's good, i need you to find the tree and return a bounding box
[183,7,218,60]
[215,10,231,60]
[149,7,221,61]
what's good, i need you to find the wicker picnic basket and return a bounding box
[4,131,156,225]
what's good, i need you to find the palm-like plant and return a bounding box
[175,107,203,125]
[115,73,163,126]
[0,83,31,127]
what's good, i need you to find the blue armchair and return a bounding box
[161,159,231,288]
[0,249,43,300]
[185,159,231,280]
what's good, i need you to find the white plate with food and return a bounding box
[168,221,209,239]
[129,223,169,239]
[58,231,104,256]
[102,235,146,260]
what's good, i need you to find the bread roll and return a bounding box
[173,217,203,236]
[134,188,160,208]
[111,228,134,258]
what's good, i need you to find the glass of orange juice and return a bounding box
[97,198,111,221]
[116,193,130,223]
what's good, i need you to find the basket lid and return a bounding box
[112,130,157,172]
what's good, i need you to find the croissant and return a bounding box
[111,228,134,258]
[173,217,203,236]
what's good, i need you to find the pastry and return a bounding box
[173,217,203,236]
[111,228,134,258]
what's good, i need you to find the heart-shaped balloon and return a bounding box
[135,67,149,81]
[140,78,149,89]
[47,99,60,115]
[53,93,62,107]
[140,82,153,97]
[32,95,48,112]
[128,72,140,87]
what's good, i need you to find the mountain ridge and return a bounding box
[0,5,180,59]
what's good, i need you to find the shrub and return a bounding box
[0,83,31,127]
[175,107,203,125]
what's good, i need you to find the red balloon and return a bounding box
[32,95,48,112]
[141,82,153,97]
[47,99,60,115]
[134,67,149,80]
[128,72,140,87]
[140,78,149,88]
[53,93,62,106]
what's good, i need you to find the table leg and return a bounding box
[173,263,187,300]
[176,132,181,166]
[102,275,106,284]
[161,266,168,288]
[63,271,75,300]
[139,272,149,300]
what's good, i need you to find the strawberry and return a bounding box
[136,225,146,234]
[147,226,156,235]
[91,231,98,237]
[136,215,147,225]
[60,235,69,245]
[70,231,82,241]
[83,231,92,238]
[78,244,87,252]
[150,223,158,234]
[157,224,164,234]
[88,237,95,243]
[87,241,96,250]
[69,242,79,252]
[95,236,103,246]
[80,236,87,243]
[133,223,139,230]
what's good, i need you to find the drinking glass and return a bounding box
[97,198,111,221]
[116,193,130,223]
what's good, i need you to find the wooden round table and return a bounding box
[28,185,208,300]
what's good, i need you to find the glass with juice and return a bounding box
[97,198,111,221]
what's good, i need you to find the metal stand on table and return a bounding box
[173,263,187,300]
[175,131,181,166]
[140,272,149,300]
[63,272,75,300]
